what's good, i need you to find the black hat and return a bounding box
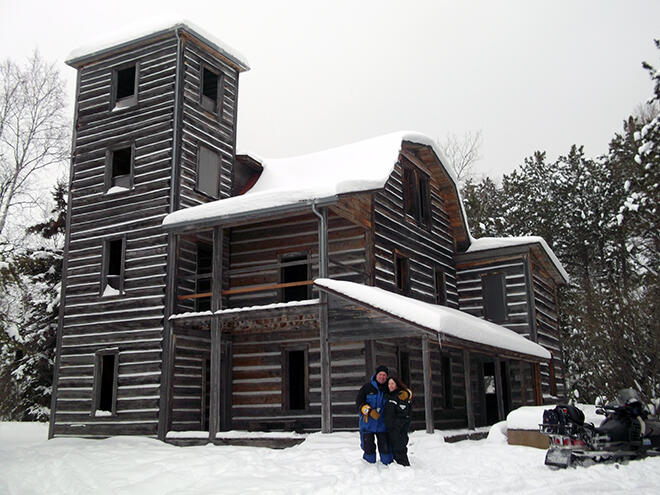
[375,365,389,375]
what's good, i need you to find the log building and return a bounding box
[49,22,568,441]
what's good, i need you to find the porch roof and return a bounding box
[314,278,551,360]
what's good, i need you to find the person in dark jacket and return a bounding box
[355,365,393,464]
[383,376,412,466]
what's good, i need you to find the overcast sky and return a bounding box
[1,0,658,179]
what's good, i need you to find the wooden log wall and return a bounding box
[430,346,468,430]
[532,270,565,400]
[373,157,459,307]
[508,360,537,408]
[177,39,238,208]
[456,258,531,336]
[226,309,322,432]
[54,37,181,437]
[226,211,368,308]
[170,325,211,431]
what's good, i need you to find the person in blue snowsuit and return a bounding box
[355,365,393,464]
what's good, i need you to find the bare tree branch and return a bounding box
[0,51,69,240]
[437,130,483,186]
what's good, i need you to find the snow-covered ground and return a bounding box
[2,422,659,494]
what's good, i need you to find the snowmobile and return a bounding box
[539,389,660,468]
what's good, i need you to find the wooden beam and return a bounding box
[209,227,223,440]
[519,360,527,406]
[209,319,222,441]
[422,335,434,433]
[364,340,376,377]
[315,205,332,433]
[533,363,543,405]
[158,232,178,440]
[463,349,475,429]
[178,280,314,300]
[212,228,223,312]
[494,358,505,421]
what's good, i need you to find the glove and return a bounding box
[361,404,371,423]
[369,408,380,420]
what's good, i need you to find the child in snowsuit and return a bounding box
[355,365,393,464]
[383,376,412,466]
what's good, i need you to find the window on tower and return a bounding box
[112,64,138,109]
[105,144,133,192]
[201,66,223,114]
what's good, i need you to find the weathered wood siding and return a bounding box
[227,309,322,432]
[170,325,212,431]
[54,37,180,437]
[227,211,368,308]
[456,258,531,336]
[373,158,459,307]
[533,270,565,400]
[177,40,238,208]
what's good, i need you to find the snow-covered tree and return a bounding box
[0,182,65,420]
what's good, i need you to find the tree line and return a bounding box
[461,41,659,407]
[0,44,657,421]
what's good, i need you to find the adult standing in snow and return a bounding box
[355,365,393,464]
[383,376,412,466]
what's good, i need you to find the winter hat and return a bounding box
[375,365,389,375]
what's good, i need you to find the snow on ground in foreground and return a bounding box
[2,422,659,495]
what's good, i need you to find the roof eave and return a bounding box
[162,195,339,233]
[66,23,250,72]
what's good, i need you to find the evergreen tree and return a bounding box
[0,182,65,420]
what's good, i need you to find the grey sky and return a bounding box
[1,0,658,179]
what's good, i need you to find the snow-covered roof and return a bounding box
[314,278,551,360]
[163,131,461,230]
[66,19,250,71]
[467,236,569,283]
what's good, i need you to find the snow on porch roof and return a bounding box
[162,131,461,230]
[66,19,250,71]
[314,278,551,360]
[467,236,569,283]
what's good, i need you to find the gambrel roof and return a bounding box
[162,131,467,230]
[162,130,568,282]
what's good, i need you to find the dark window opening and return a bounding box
[398,350,410,386]
[116,66,136,101]
[402,163,431,226]
[435,268,447,306]
[418,175,431,225]
[103,238,124,294]
[403,166,416,218]
[111,146,132,189]
[107,239,123,290]
[442,356,453,408]
[201,67,221,113]
[97,353,116,413]
[483,361,498,425]
[394,253,410,295]
[286,349,307,410]
[482,273,507,323]
[281,254,309,302]
[197,146,220,198]
[196,242,213,312]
